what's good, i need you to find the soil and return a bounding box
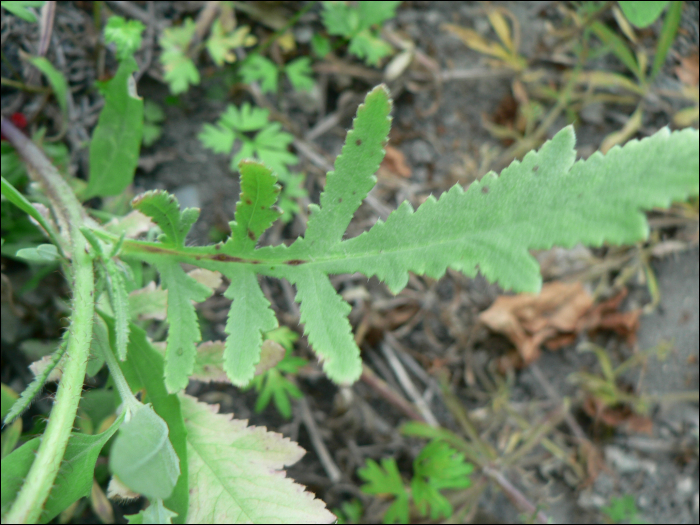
[1,1,698,524]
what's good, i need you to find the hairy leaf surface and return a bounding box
[127,84,698,389]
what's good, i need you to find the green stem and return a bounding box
[1,116,95,524]
[5,242,94,524]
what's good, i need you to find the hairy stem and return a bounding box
[2,116,95,524]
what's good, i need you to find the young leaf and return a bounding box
[131,190,200,247]
[104,15,145,60]
[3,340,66,426]
[86,55,144,198]
[109,404,180,500]
[239,54,279,94]
[159,19,199,94]
[116,320,189,524]
[410,441,473,519]
[225,161,281,254]
[222,266,278,386]
[179,393,335,523]
[1,412,124,522]
[23,54,69,121]
[156,260,212,393]
[15,243,59,263]
[104,258,130,360]
[358,457,410,524]
[284,57,314,92]
[206,21,254,67]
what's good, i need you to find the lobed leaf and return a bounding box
[129,85,698,390]
[157,260,212,393]
[224,161,281,254]
[221,266,278,386]
[104,16,145,60]
[132,190,200,247]
[302,84,392,249]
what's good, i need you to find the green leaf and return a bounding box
[179,393,335,523]
[303,84,392,249]
[129,85,698,390]
[239,54,279,93]
[126,499,178,524]
[156,260,212,392]
[357,1,402,28]
[284,57,314,92]
[618,1,668,28]
[104,258,130,360]
[358,457,409,524]
[322,1,359,37]
[650,1,682,80]
[131,190,200,247]
[15,243,58,263]
[590,21,643,82]
[3,341,66,426]
[109,404,180,500]
[311,34,331,58]
[23,55,69,121]
[0,1,45,22]
[0,384,19,421]
[1,412,124,522]
[206,21,253,67]
[225,161,281,254]
[159,19,199,94]
[117,321,189,524]
[348,30,394,66]
[292,267,360,383]
[104,15,145,60]
[1,176,61,250]
[86,56,144,197]
[221,266,278,386]
[411,441,473,519]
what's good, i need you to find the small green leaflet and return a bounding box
[104,15,145,60]
[358,457,409,524]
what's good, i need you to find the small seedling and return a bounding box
[198,101,306,222]
[358,440,474,523]
[321,1,402,66]
[602,494,648,524]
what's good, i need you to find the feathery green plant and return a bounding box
[1,74,698,524]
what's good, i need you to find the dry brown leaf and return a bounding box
[480,281,594,366]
